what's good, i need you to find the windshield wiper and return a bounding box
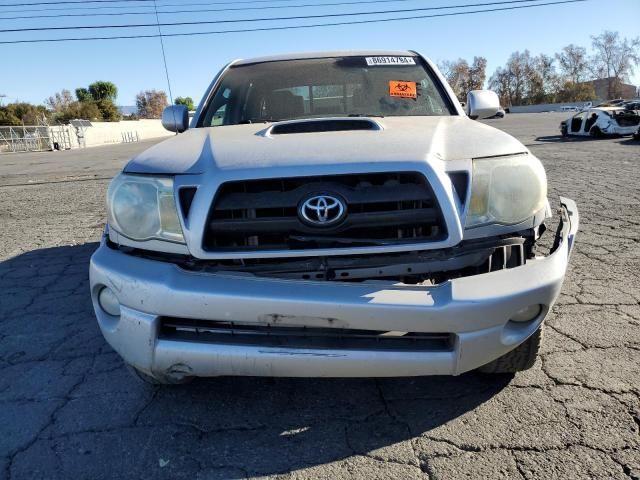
[348,113,385,118]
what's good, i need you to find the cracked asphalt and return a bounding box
[1,113,639,479]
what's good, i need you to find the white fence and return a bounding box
[508,101,597,114]
[0,120,173,154]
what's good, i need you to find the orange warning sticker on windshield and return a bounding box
[389,81,417,99]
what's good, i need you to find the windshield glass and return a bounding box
[198,56,455,127]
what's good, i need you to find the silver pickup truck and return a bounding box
[90,50,578,384]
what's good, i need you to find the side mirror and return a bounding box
[161,105,189,133]
[467,90,500,120]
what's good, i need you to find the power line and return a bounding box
[0,0,310,9]
[0,0,153,5]
[0,0,571,32]
[0,0,587,44]
[152,0,174,104]
[0,0,436,20]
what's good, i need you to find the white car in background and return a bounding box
[560,107,640,137]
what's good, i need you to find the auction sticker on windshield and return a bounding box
[389,81,417,99]
[365,56,416,66]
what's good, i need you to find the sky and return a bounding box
[0,0,638,107]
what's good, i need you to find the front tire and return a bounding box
[478,325,543,374]
[590,126,603,138]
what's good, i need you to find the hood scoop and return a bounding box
[267,118,382,135]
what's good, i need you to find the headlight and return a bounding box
[107,174,185,243]
[466,154,547,227]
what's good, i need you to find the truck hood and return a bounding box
[124,116,528,175]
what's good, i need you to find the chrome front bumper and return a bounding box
[90,198,578,378]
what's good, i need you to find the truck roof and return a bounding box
[234,50,418,66]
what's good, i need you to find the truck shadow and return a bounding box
[1,243,512,478]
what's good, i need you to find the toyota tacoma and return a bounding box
[90,51,579,383]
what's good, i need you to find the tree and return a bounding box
[439,58,469,101]
[529,54,559,104]
[556,81,595,102]
[489,50,533,106]
[489,50,561,106]
[75,88,92,103]
[71,82,120,122]
[88,81,118,102]
[438,56,486,102]
[488,67,512,106]
[590,31,640,98]
[46,89,74,113]
[55,101,102,123]
[96,99,121,122]
[0,102,49,126]
[136,90,168,118]
[556,44,589,84]
[467,56,488,92]
[175,96,195,111]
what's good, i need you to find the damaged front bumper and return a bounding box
[89,198,579,378]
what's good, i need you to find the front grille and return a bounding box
[160,318,454,352]
[203,172,447,252]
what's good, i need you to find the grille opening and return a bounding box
[185,235,531,283]
[269,119,379,135]
[203,172,447,252]
[178,187,197,219]
[159,318,454,352]
[116,231,535,284]
[448,172,469,204]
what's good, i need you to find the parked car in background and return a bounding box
[90,50,579,384]
[595,98,626,108]
[560,107,640,137]
[623,100,640,111]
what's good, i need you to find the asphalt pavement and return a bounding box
[0,114,639,479]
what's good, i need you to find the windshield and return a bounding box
[198,56,455,127]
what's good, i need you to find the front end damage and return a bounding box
[90,198,578,380]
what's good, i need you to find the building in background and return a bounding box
[583,77,638,100]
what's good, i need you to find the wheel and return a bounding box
[478,325,543,374]
[590,126,603,138]
[561,125,568,137]
[126,363,193,385]
[633,131,640,141]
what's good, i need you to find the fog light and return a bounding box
[98,287,121,316]
[511,304,542,322]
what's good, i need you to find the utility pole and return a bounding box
[0,94,6,106]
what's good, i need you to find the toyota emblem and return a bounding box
[299,194,346,226]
